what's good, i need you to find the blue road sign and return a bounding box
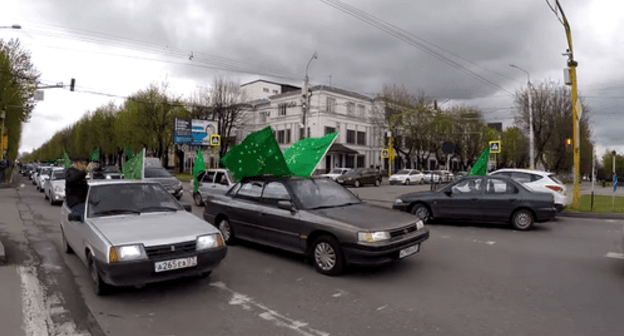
[614,174,618,191]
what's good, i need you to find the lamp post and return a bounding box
[301,51,317,139]
[509,64,534,169]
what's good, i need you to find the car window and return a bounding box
[262,182,291,206]
[410,171,420,175]
[397,169,410,175]
[196,171,206,182]
[215,172,229,185]
[451,178,483,194]
[87,183,182,218]
[508,172,533,183]
[236,181,265,201]
[486,178,518,194]
[289,178,361,209]
[547,174,562,184]
[227,183,242,196]
[51,170,66,180]
[203,171,216,183]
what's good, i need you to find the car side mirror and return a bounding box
[277,200,295,212]
[182,204,192,212]
[68,212,82,222]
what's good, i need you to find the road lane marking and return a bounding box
[211,282,329,336]
[605,252,624,259]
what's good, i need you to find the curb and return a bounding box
[559,211,624,220]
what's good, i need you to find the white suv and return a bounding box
[489,168,567,213]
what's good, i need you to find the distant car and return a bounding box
[336,168,383,187]
[143,167,184,200]
[437,170,455,183]
[422,171,440,184]
[43,168,66,205]
[203,176,429,275]
[36,167,53,191]
[389,169,425,185]
[319,168,353,181]
[192,168,235,206]
[96,166,123,179]
[60,180,227,295]
[489,169,568,213]
[393,175,557,231]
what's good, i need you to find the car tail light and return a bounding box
[546,185,563,193]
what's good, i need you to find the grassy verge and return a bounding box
[174,173,193,182]
[565,195,624,213]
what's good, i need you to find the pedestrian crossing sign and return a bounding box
[381,149,388,159]
[489,140,501,154]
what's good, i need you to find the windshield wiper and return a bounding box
[310,204,340,210]
[92,209,141,216]
[139,206,179,213]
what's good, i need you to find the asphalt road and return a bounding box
[5,174,624,336]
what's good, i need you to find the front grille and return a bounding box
[389,224,417,238]
[144,241,196,260]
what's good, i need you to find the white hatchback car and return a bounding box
[389,169,425,185]
[489,168,567,213]
[319,168,353,181]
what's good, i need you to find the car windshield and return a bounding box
[144,168,173,178]
[397,169,410,175]
[289,178,361,209]
[330,169,346,174]
[51,170,66,180]
[87,183,183,218]
[41,168,52,175]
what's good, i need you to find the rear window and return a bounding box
[548,174,563,185]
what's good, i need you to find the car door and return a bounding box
[213,171,232,195]
[436,178,485,221]
[198,171,215,196]
[363,168,375,184]
[229,181,266,240]
[256,181,302,253]
[482,177,521,222]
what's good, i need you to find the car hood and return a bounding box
[89,211,218,246]
[307,203,418,231]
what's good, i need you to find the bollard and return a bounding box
[591,192,594,212]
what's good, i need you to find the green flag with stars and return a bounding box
[221,126,291,182]
[62,152,72,169]
[283,132,338,177]
[89,148,99,161]
[468,147,490,176]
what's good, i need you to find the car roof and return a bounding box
[490,168,551,176]
[86,179,160,186]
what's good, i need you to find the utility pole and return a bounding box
[302,52,317,139]
[550,0,581,209]
[509,64,534,169]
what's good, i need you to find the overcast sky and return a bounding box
[2,0,623,160]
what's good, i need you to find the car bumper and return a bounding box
[554,203,565,214]
[389,180,404,185]
[535,207,557,222]
[342,229,430,266]
[95,247,227,287]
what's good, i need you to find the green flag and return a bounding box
[192,147,205,193]
[221,126,291,182]
[468,147,490,176]
[89,148,99,161]
[283,132,338,177]
[124,145,135,160]
[62,152,72,169]
[122,148,144,180]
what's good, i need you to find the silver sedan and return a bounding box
[60,180,227,295]
[43,168,66,205]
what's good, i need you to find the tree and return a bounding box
[499,127,529,168]
[447,106,488,171]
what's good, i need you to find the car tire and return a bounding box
[61,227,73,254]
[511,209,534,231]
[354,180,361,188]
[88,252,109,296]
[218,218,235,244]
[311,235,345,276]
[193,193,204,206]
[410,203,431,224]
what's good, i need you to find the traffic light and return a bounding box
[70,78,75,92]
[566,138,572,153]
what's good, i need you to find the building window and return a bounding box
[357,131,366,145]
[346,156,355,168]
[277,130,285,144]
[273,90,278,94]
[357,104,365,118]
[325,126,336,136]
[300,127,310,140]
[286,129,291,143]
[260,110,268,123]
[278,103,287,116]
[347,102,355,116]
[357,155,365,168]
[327,98,336,113]
[346,130,356,144]
[263,88,269,93]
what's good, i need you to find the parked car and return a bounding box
[192,168,235,206]
[389,169,425,185]
[489,169,567,213]
[44,168,66,205]
[143,166,184,200]
[203,176,429,275]
[319,168,353,181]
[60,180,227,295]
[437,170,455,183]
[336,168,383,187]
[36,167,53,191]
[393,175,557,231]
[422,171,440,184]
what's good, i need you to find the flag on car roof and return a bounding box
[124,145,135,160]
[62,152,72,169]
[89,148,99,162]
[283,132,338,178]
[122,148,144,180]
[468,147,490,176]
[221,126,291,182]
[192,147,205,193]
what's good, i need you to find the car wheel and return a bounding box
[405,179,411,185]
[354,180,361,188]
[410,203,430,224]
[88,252,109,296]
[193,193,204,206]
[511,209,534,231]
[61,227,73,254]
[375,179,381,187]
[218,218,234,244]
[311,235,345,276]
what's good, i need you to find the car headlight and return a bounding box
[347,177,354,181]
[415,219,425,230]
[395,198,404,204]
[358,231,391,243]
[109,244,147,263]
[54,186,64,193]
[196,233,225,250]
[105,175,112,179]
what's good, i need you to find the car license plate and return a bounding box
[154,256,197,273]
[399,244,419,258]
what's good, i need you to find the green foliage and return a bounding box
[565,195,624,213]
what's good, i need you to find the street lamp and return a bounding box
[510,64,535,169]
[0,24,21,29]
[301,51,317,139]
